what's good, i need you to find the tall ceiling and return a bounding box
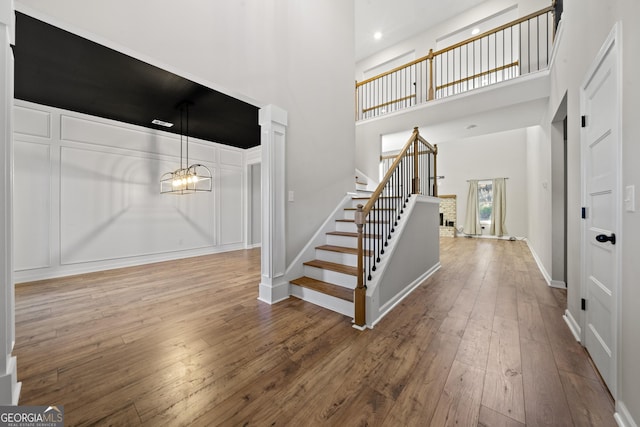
[355,0,489,61]
[13,3,491,148]
[13,12,261,149]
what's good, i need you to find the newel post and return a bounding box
[427,49,435,101]
[354,204,366,329]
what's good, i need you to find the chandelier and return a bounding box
[160,102,212,194]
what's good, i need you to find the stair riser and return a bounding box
[290,285,354,317]
[315,249,358,267]
[325,235,384,253]
[337,221,396,234]
[335,221,357,233]
[303,266,356,288]
[343,210,356,220]
[326,234,357,248]
[350,199,370,208]
[343,210,398,221]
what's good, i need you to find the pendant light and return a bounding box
[160,102,212,194]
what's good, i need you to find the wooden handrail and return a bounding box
[381,149,433,160]
[356,56,431,88]
[432,6,554,57]
[354,127,436,327]
[363,128,425,216]
[435,61,519,91]
[362,94,416,113]
[355,5,554,89]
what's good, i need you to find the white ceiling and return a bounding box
[355,0,489,61]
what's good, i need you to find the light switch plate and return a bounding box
[625,185,635,212]
[288,191,294,202]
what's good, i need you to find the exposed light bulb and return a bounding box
[374,31,382,40]
[192,175,199,183]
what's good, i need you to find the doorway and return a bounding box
[551,95,567,288]
[580,24,621,397]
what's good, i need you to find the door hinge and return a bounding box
[581,115,587,127]
[581,207,587,219]
[581,298,587,310]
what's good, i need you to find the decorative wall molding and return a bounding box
[0,2,22,405]
[13,100,249,283]
[258,104,288,304]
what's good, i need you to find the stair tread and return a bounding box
[316,244,372,256]
[290,276,354,302]
[336,218,384,224]
[303,259,359,276]
[326,231,381,238]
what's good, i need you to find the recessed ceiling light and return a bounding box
[152,119,174,128]
[471,28,480,35]
[374,31,383,40]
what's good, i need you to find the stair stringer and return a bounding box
[363,195,441,328]
[283,192,360,289]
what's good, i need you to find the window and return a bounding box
[478,180,493,224]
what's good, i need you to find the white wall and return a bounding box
[16,0,356,266]
[542,1,640,423]
[436,128,529,238]
[525,125,552,279]
[13,100,246,282]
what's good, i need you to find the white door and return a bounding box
[581,25,620,397]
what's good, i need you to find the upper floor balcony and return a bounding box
[355,5,558,122]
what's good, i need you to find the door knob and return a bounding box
[596,233,616,245]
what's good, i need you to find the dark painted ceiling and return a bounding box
[13,12,260,149]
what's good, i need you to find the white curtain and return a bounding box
[490,178,508,236]
[464,180,481,235]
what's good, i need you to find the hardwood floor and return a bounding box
[14,238,616,426]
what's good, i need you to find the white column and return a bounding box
[0,0,20,405]
[257,105,289,304]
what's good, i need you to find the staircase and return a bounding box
[290,194,375,318]
[289,128,439,327]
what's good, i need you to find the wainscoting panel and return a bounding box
[220,166,244,245]
[59,146,216,264]
[13,140,51,270]
[13,100,248,282]
[220,148,243,167]
[14,105,51,138]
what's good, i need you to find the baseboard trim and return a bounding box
[550,279,566,289]
[563,309,581,342]
[615,401,639,427]
[257,279,290,305]
[525,239,552,285]
[0,356,21,405]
